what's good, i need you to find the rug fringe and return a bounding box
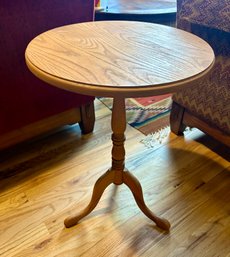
[140,127,193,148]
[140,126,170,148]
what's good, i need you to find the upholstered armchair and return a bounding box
[170,0,230,147]
[0,0,95,150]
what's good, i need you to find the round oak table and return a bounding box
[25,21,214,231]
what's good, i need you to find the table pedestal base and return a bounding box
[64,97,170,231]
[64,167,170,230]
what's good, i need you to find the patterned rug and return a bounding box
[98,94,172,136]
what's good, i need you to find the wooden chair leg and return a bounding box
[170,101,186,135]
[79,101,95,134]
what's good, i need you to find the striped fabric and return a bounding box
[178,0,230,32]
[173,0,230,134]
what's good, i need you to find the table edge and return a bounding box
[25,54,215,98]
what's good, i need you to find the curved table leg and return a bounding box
[64,168,114,228]
[65,97,170,231]
[123,170,171,231]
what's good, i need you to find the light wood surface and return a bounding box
[25,21,214,97]
[25,21,215,231]
[95,0,176,27]
[0,99,229,256]
[99,0,176,14]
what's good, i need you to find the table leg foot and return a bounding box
[64,169,114,228]
[123,170,171,231]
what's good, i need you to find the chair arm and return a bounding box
[177,0,230,33]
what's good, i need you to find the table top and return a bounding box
[98,0,176,15]
[25,21,214,97]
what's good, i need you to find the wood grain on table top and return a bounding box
[26,21,214,97]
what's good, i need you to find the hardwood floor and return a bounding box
[0,99,229,257]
